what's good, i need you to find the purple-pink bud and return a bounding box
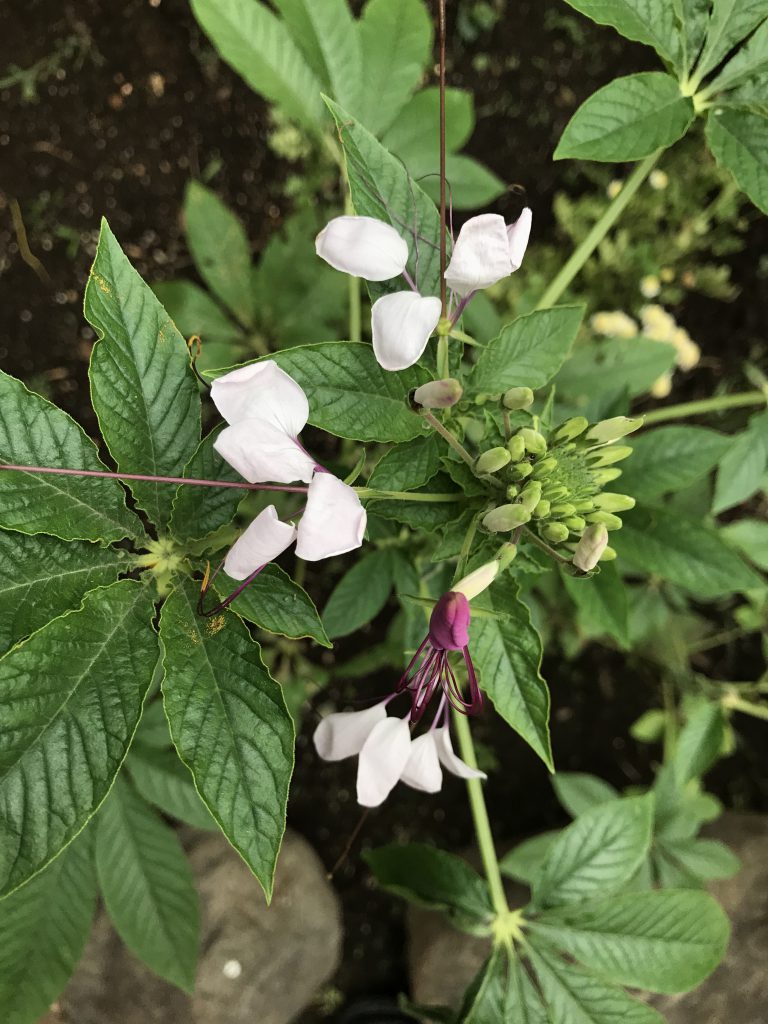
[429,592,471,651]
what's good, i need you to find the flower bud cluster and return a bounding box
[476,411,642,568]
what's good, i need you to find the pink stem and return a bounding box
[0,463,309,494]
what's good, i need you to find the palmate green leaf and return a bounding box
[712,409,768,512]
[354,0,433,138]
[669,701,724,787]
[326,97,446,300]
[562,563,630,649]
[0,579,158,898]
[696,0,768,80]
[526,943,665,1024]
[656,836,741,885]
[0,369,141,543]
[469,307,584,396]
[618,425,733,501]
[364,843,493,930]
[555,73,694,162]
[0,831,97,1024]
[562,0,682,64]
[383,87,475,158]
[222,563,332,648]
[85,219,201,528]
[96,775,199,992]
[674,0,710,72]
[721,516,768,569]
[369,474,465,532]
[457,950,509,1023]
[169,427,245,542]
[369,434,442,491]
[322,549,395,639]
[552,772,620,819]
[554,338,678,403]
[530,889,730,993]
[184,180,256,327]
[420,154,507,211]
[709,17,768,91]
[272,0,362,112]
[190,0,325,132]
[500,831,560,886]
[153,280,242,347]
[706,106,768,213]
[470,576,553,770]
[127,745,217,831]
[611,505,762,598]
[0,531,127,653]
[535,797,653,908]
[268,342,429,441]
[160,582,294,899]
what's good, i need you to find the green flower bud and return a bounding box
[474,393,491,406]
[503,386,534,410]
[519,481,543,512]
[587,416,644,445]
[542,522,570,544]
[498,542,518,569]
[573,523,609,571]
[588,445,633,467]
[506,483,519,499]
[586,511,623,530]
[543,484,569,501]
[601,545,617,561]
[506,435,526,461]
[592,467,622,485]
[462,418,486,445]
[511,461,534,480]
[476,446,511,474]
[533,499,551,519]
[572,498,596,513]
[520,427,548,455]
[554,416,589,442]
[532,456,557,479]
[483,503,531,532]
[413,378,463,409]
[594,492,636,513]
[563,515,586,532]
[550,502,576,518]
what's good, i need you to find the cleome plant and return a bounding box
[1,0,767,1021]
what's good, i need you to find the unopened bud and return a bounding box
[594,492,636,513]
[572,498,595,513]
[506,483,519,499]
[503,386,534,410]
[592,467,622,485]
[551,502,576,518]
[413,378,463,409]
[506,435,526,461]
[587,416,644,445]
[543,484,568,501]
[454,560,500,601]
[532,456,558,479]
[554,416,588,442]
[498,543,518,569]
[573,523,609,571]
[588,445,633,467]
[462,418,486,445]
[587,510,623,530]
[519,481,543,512]
[476,446,512,474]
[511,461,534,480]
[519,428,547,455]
[542,522,570,544]
[563,515,586,532]
[474,393,491,406]
[533,499,551,519]
[483,503,531,532]
[601,545,617,561]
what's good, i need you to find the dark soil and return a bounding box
[1,1,766,1021]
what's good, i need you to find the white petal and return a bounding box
[313,702,388,762]
[435,726,487,779]
[507,207,532,271]
[223,506,297,580]
[295,473,367,561]
[214,420,315,484]
[371,292,442,371]
[357,717,412,807]
[400,733,443,793]
[453,560,500,601]
[444,213,513,297]
[315,216,409,282]
[210,361,309,435]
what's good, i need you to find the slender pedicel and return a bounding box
[0,462,309,493]
[197,557,269,617]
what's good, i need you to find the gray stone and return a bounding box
[59,829,342,1024]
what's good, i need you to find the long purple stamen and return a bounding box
[0,462,309,493]
[197,558,269,617]
[449,290,476,328]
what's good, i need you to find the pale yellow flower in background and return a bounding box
[640,305,701,395]
[641,304,677,340]
[607,180,623,199]
[651,373,673,398]
[649,169,669,190]
[671,328,701,371]
[640,274,661,298]
[590,310,639,338]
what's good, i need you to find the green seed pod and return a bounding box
[476,446,512,474]
[587,416,644,445]
[520,427,548,455]
[592,467,622,485]
[543,484,569,501]
[572,498,596,513]
[550,502,576,518]
[506,483,520,499]
[503,386,534,410]
[498,542,518,569]
[532,456,558,479]
[482,503,532,532]
[542,522,570,544]
[588,445,633,467]
[563,515,586,532]
[506,435,526,461]
[586,511,623,530]
[519,481,543,512]
[511,461,534,480]
[533,499,551,519]
[594,492,636,513]
[554,416,589,442]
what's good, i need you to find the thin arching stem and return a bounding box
[438,0,447,318]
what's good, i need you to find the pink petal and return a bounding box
[444,213,513,297]
[210,362,309,436]
[357,717,412,807]
[313,702,389,761]
[371,292,442,371]
[295,474,367,561]
[400,733,443,793]
[434,725,486,780]
[214,420,316,484]
[315,215,409,281]
[223,506,297,580]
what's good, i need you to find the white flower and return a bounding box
[444,209,532,298]
[315,215,409,281]
[573,523,609,572]
[371,292,442,371]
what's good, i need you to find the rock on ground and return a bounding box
[408,813,768,1023]
[58,829,342,1024]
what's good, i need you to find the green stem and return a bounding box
[723,695,768,722]
[661,676,678,764]
[345,192,362,344]
[536,151,662,310]
[436,334,450,379]
[641,390,766,425]
[522,526,573,566]
[422,409,476,467]
[453,711,510,918]
[355,487,458,502]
